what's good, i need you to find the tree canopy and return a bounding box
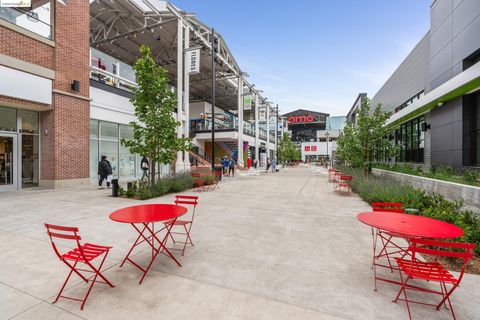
[278,133,301,164]
[121,46,191,187]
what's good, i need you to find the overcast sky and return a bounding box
[173,0,430,115]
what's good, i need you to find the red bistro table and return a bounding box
[357,211,463,289]
[110,204,188,284]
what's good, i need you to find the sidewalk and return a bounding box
[0,167,478,319]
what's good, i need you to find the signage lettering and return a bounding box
[287,115,317,123]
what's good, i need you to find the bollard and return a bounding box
[111,178,119,197]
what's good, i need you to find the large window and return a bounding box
[395,116,425,163]
[474,95,480,165]
[0,0,53,39]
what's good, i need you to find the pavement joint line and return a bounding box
[296,173,314,198]
[7,301,45,320]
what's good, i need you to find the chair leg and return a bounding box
[393,271,412,320]
[81,252,113,310]
[54,260,80,304]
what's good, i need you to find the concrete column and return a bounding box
[254,93,259,163]
[175,19,184,173]
[183,26,191,172]
[236,76,244,167]
[266,104,270,160]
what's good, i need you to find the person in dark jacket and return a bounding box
[228,157,236,177]
[140,156,149,181]
[98,155,112,189]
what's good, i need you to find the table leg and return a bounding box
[120,223,149,268]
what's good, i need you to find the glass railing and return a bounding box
[0,5,52,39]
[190,119,236,132]
[259,129,267,141]
[90,66,137,92]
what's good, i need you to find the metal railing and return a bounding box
[0,6,52,39]
[90,66,137,92]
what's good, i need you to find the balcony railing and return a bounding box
[0,5,52,39]
[90,66,137,92]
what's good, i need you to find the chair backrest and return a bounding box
[44,223,82,260]
[371,202,404,213]
[175,195,199,221]
[409,238,475,281]
[340,175,352,182]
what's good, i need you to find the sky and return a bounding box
[172,0,430,116]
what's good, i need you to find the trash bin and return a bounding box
[111,178,119,197]
[214,166,223,181]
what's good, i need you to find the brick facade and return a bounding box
[0,0,91,187]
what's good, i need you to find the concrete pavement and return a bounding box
[0,167,478,319]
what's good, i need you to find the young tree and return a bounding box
[121,46,191,189]
[278,133,301,165]
[337,97,396,176]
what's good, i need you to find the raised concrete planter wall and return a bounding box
[372,168,480,213]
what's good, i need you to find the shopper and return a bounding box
[222,156,229,175]
[228,157,236,177]
[247,157,252,169]
[272,159,277,173]
[266,158,271,172]
[98,155,112,189]
[140,156,149,181]
[253,158,258,169]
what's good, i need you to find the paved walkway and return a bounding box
[0,167,479,319]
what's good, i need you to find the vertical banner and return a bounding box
[186,48,200,74]
[243,95,252,110]
[259,106,266,121]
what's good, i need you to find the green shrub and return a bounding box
[121,173,194,200]
[463,169,478,184]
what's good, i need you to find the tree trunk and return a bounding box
[151,159,156,191]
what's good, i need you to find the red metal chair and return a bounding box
[44,224,114,310]
[393,239,475,320]
[334,175,352,195]
[328,168,338,182]
[192,172,208,192]
[210,170,222,190]
[163,195,199,256]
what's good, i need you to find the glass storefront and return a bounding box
[0,106,39,190]
[90,119,148,181]
[395,116,425,163]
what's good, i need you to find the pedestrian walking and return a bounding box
[272,159,277,173]
[266,158,271,172]
[253,158,258,169]
[222,156,229,175]
[247,157,252,169]
[228,157,236,177]
[98,155,112,189]
[140,156,149,181]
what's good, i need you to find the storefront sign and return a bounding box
[0,0,30,6]
[243,95,252,110]
[287,115,316,124]
[259,106,266,121]
[186,48,200,74]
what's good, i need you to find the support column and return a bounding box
[266,104,270,160]
[274,104,278,161]
[254,93,259,163]
[183,26,191,172]
[236,76,244,167]
[175,19,185,173]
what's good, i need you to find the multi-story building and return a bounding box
[370,0,480,170]
[0,0,277,192]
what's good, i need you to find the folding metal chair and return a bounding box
[192,172,208,192]
[328,168,338,182]
[334,175,352,195]
[210,170,222,190]
[44,224,114,310]
[393,239,475,320]
[163,195,199,256]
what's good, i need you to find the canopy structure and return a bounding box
[89,0,271,115]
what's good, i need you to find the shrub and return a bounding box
[463,169,478,184]
[121,173,194,200]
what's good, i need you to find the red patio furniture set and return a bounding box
[357,202,475,320]
[328,168,353,195]
[44,195,199,310]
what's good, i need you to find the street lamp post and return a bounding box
[211,28,217,172]
[325,131,330,167]
[275,104,279,161]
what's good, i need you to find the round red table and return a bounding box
[110,204,188,284]
[357,211,463,238]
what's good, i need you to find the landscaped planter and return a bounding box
[372,168,480,212]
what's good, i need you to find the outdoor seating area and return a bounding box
[1,167,479,320]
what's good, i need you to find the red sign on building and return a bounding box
[311,146,317,151]
[304,146,310,151]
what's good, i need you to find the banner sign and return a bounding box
[186,48,200,74]
[259,106,266,121]
[243,95,252,110]
[1,0,30,6]
[270,116,276,125]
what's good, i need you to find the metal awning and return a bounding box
[89,0,261,113]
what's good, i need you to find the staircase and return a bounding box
[190,145,212,168]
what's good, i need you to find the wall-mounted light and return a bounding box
[421,122,431,132]
[71,80,80,92]
[437,101,444,107]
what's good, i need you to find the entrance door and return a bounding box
[0,134,17,191]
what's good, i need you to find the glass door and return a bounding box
[0,134,17,191]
